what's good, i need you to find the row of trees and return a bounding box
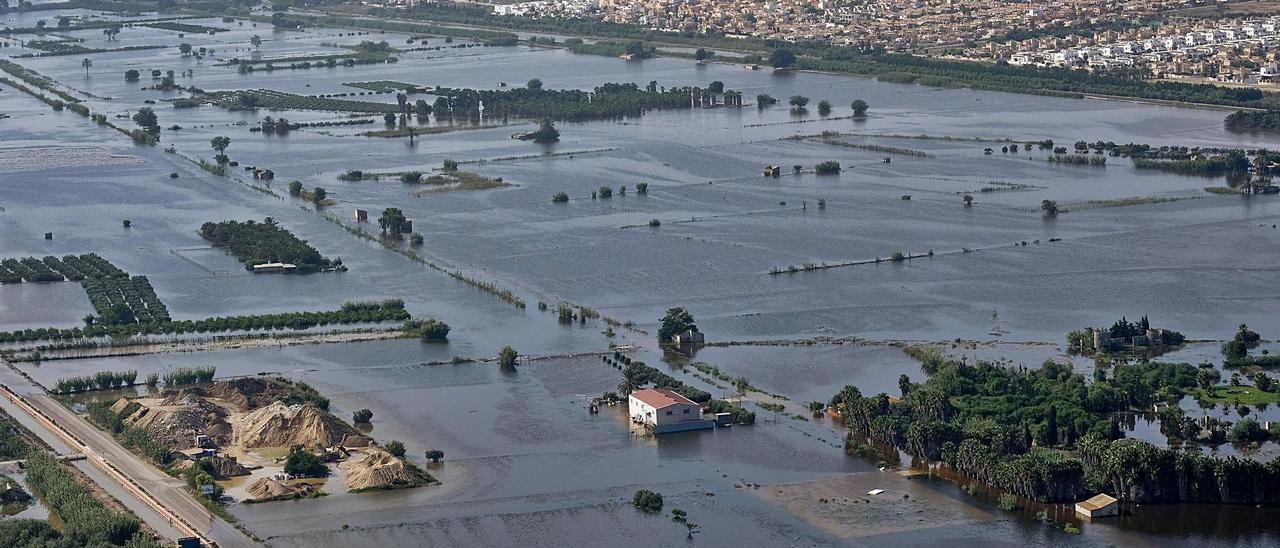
[613,358,710,403]
[25,452,143,545]
[0,300,411,344]
[51,370,138,394]
[163,366,217,387]
[82,275,171,325]
[429,82,702,122]
[1224,110,1280,133]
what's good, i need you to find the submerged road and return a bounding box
[0,365,257,548]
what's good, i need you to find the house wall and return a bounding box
[628,396,699,427]
[629,396,657,425]
[653,402,699,426]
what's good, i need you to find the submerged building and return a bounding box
[628,388,713,434]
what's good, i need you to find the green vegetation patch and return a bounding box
[343,80,419,92]
[830,348,1253,503]
[1224,110,1280,133]
[200,218,339,273]
[358,124,495,138]
[430,82,698,122]
[24,452,144,545]
[0,300,409,345]
[1196,385,1280,405]
[205,89,400,113]
[1061,196,1195,212]
[144,21,228,34]
[19,41,167,57]
[411,171,510,194]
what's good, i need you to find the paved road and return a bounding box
[0,366,257,547]
[25,394,258,548]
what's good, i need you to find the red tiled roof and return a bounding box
[630,388,696,408]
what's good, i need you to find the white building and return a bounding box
[628,388,712,433]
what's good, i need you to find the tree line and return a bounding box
[430,82,708,122]
[0,299,411,343]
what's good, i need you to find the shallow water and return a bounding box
[4,9,1280,546]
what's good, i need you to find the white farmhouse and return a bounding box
[628,388,713,433]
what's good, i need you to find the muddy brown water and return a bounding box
[3,9,1280,546]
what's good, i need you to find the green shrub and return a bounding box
[632,489,663,512]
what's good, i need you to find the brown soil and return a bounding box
[234,401,357,450]
[339,448,429,491]
[206,455,252,479]
[245,477,317,502]
[112,378,367,454]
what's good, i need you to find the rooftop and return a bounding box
[631,388,696,408]
[1077,493,1118,510]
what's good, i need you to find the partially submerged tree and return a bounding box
[851,99,869,116]
[352,409,373,423]
[378,207,407,234]
[497,345,518,369]
[210,136,231,161]
[657,307,697,342]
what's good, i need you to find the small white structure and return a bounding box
[629,388,712,433]
[252,262,297,274]
[1075,493,1118,518]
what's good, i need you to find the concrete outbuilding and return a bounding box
[1074,493,1118,518]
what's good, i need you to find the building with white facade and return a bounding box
[628,388,713,433]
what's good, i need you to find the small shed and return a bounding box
[1074,493,1118,518]
[401,219,413,234]
[673,329,704,346]
[354,208,368,223]
[763,165,780,177]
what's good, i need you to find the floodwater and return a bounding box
[3,9,1280,546]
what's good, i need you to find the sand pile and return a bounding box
[233,401,362,449]
[340,448,423,491]
[246,478,305,501]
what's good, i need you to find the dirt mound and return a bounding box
[246,477,303,501]
[341,434,370,448]
[112,396,231,450]
[340,448,424,491]
[233,401,362,450]
[203,377,289,411]
[156,377,292,412]
[207,456,252,479]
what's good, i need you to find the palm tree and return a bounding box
[81,58,91,74]
[618,366,642,396]
[250,35,262,50]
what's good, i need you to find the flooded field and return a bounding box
[3,8,1280,547]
